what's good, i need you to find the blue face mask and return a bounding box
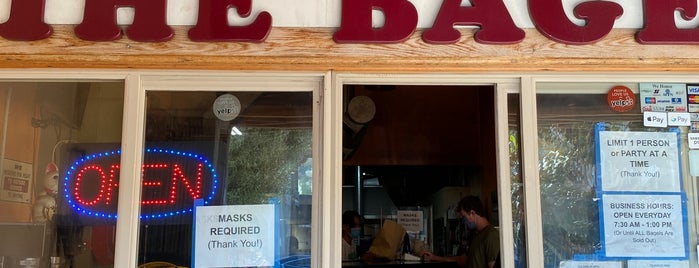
[465,219,476,230]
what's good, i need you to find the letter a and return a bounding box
[529,0,622,44]
[0,0,52,41]
[75,0,173,42]
[189,0,272,42]
[637,0,699,44]
[423,0,524,44]
[333,0,418,43]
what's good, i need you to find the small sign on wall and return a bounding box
[397,210,423,233]
[0,159,33,203]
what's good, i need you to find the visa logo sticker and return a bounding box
[668,112,691,126]
[644,111,668,128]
[688,86,699,94]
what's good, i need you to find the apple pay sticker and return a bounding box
[644,111,668,128]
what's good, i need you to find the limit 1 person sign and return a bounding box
[193,203,277,267]
[596,129,681,192]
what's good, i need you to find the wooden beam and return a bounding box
[0,26,698,72]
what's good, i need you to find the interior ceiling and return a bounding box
[342,84,497,207]
[342,84,494,166]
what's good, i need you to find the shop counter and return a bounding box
[342,260,460,267]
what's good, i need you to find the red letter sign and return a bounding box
[0,0,52,41]
[188,0,272,42]
[423,0,524,44]
[333,0,418,43]
[529,0,622,44]
[75,0,173,42]
[637,0,699,44]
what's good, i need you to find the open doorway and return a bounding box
[341,84,499,264]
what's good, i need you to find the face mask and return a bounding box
[465,219,477,230]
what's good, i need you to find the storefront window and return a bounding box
[138,91,313,267]
[537,82,694,267]
[0,81,124,268]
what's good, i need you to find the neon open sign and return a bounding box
[62,148,219,219]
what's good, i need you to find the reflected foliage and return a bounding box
[538,122,600,267]
[226,128,312,205]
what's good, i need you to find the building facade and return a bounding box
[0,1,698,268]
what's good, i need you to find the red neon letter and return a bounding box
[529,0,622,44]
[0,0,52,41]
[637,0,699,44]
[423,0,524,44]
[333,0,418,43]
[105,165,120,205]
[74,165,108,206]
[170,164,203,202]
[188,0,272,42]
[141,164,170,205]
[74,0,173,42]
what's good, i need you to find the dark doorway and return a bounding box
[341,84,498,258]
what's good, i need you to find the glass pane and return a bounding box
[0,81,124,268]
[139,91,313,268]
[537,83,694,267]
[508,93,526,268]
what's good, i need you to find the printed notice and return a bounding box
[397,210,423,233]
[0,159,33,203]
[559,260,623,268]
[627,259,689,268]
[598,131,680,192]
[602,194,686,258]
[194,204,275,268]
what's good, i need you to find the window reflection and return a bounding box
[0,81,124,268]
[140,91,313,267]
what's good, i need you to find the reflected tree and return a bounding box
[538,122,600,266]
[226,128,312,205]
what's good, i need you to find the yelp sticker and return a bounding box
[607,85,636,112]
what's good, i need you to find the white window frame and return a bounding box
[135,71,328,268]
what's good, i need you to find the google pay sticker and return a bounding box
[668,112,691,126]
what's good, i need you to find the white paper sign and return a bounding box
[194,204,275,268]
[0,159,33,203]
[688,133,699,149]
[690,150,699,176]
[559,260,623,268]
[397,210,423,233]
[627,259,689,268]
[598,131,680,192]
[602,194,686,258]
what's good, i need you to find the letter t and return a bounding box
[0,0,52,41]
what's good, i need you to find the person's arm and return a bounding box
[487,260,495,268]
[421,251,467,266]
